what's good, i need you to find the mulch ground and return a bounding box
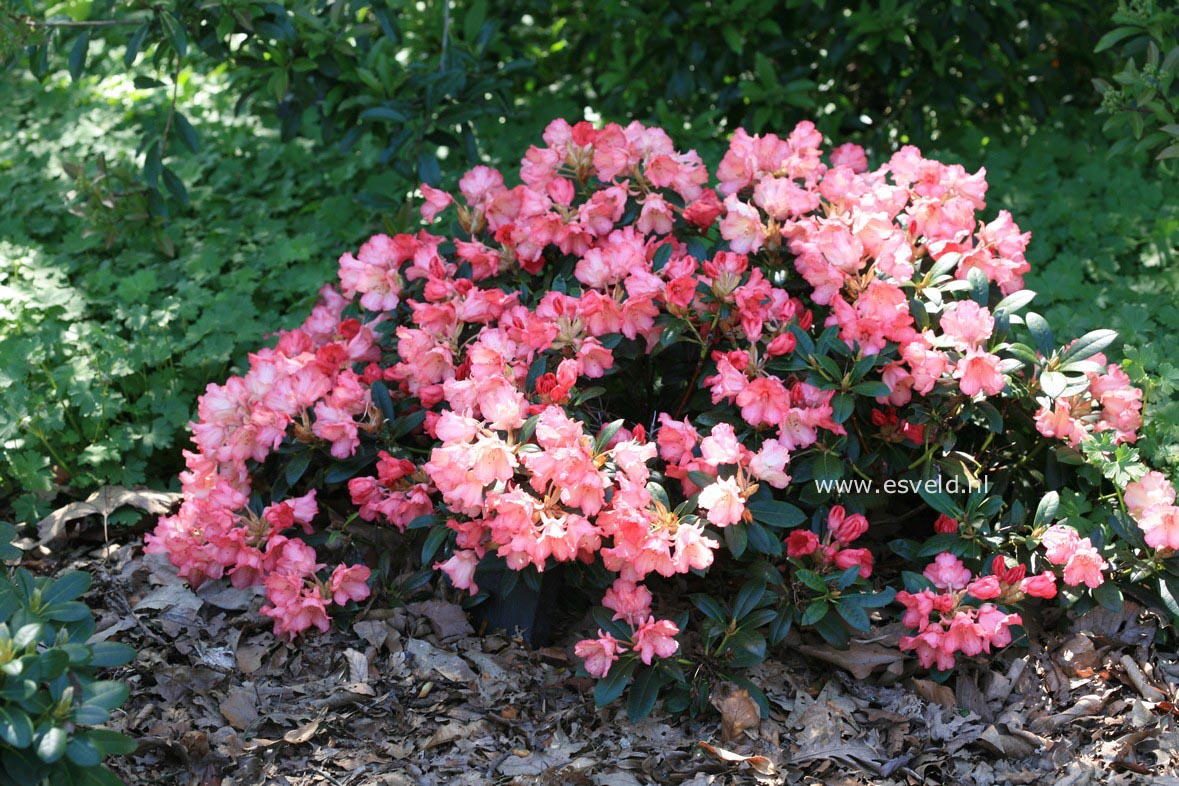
[30,528,1179,786]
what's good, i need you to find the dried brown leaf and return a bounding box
[696,741,776,775]
[798,641,905,680]
[37,486,181,543]
[283,719,320,745]
[711,687,761,742]
[910,677,957,709]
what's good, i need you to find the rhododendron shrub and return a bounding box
[151,118,1179,720]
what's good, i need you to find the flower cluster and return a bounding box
[145,287,379,637]
[897,554,1034,670]
[151,117,1175,704]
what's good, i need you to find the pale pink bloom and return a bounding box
[748,438,792,488]
[953,349,1005,397]
[602,579,653,627]
[435,550,480,594]
[575,631,621,678]
[1125,471,1176,519]
[700,423,743,467]
[828,505,869,544]
[632,618,680,665]
[698,476,746,527]
[966,575,1002,601]
[720,195,765,254]
[656,413,699,465]
[1061,538,1108,588]
[1140,505,1179,550]
[1041,524,1080,565]
[735,376,791,427]
[939,300,994,349]
[419,183,453,221]
[830,143,868,173]
[924,552,972,590]
[833,547,874,578]
[328,564,372,605]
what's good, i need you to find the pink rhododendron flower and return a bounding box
[632,618,680,665]
[1040,525,1080,565]
[1061,538,1108,588]
[697,476,746,527]
[924,553,972,590]
[786,529,819,557]
[575,631,621,678]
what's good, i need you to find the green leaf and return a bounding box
[795,569,828,593]
[1092,580,1123,612]
[1095,25,1141,53]
[13,623,42,650]
[993,289,1035,315]
[746,499,806,529]
[73,705,111,726]
[361,106,410,123]
[813,609,850,648]
[690,594,727,623]
[916,532,965,558]
[0,706,33,748]
[162,167,189,205]
[918,486,962,519]
[1059,329,1118,364]
[66,736,102,767]
[594,419,625,453]
[68,32,90,82]
[835,598,871,630]
[724,523,748,559]
[124,24,149,67]
[173,112,200,153]
[801,598,828,626]
[744,521,782,556]
[1025,312,1053,356]
[80,728,137,757]
[284,452,313,487]
[42,571,91,606]
[81,681,129,712]
[852,381,890,397]
[421,526,450,565]
[593,658,636,706]
[370,380,396,422]
[36,726,67,763]
[626,666,664,722]
[812,453,844,484]
[1033,491,1060,528]
[731,580,766,621]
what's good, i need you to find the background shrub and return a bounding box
[1,0,1177,526]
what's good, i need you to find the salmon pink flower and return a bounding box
[632,618,680,665]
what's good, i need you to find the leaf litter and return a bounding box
[22,529,1179,786]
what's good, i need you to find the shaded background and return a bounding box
[1,0,1177,523]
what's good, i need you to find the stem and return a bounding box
[906,438,939,471]
[23,18,140,28]
[438,0,450,72]
[160,64,181,155]
[672,340,715,420]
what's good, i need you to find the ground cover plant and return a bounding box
[147,118,1179,721]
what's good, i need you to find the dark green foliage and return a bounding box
[0,1,1176,530]
[0,545,135,785]
[0,77,381,521]
[1094,0,1179,163]
[927,112,1179,473]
